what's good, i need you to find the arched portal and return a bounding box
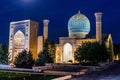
[14,30,25,46]
[13,30,25,58]
[62,43,73,63]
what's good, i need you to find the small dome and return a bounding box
[68,11,90,38]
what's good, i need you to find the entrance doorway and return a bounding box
[63,43,73,63]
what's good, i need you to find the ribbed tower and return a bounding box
[95,12,102,44]
[43,20,49,41]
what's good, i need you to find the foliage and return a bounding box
[36,39,56,66]
[14,50,34,68]
[49,41,56,62]
[75,42,110,65]
[114,43,120,60]
[0,71,57,80]
[43,38,56,62]
[43,38,50,50]
[114,44,120,56]
[0,44,8,64]
[35,49,53,66]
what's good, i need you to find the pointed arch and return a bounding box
[62,43,73,63]
[14,30,25,46]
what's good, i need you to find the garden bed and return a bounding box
[0,71,57,80]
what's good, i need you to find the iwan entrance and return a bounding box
[62,43,74,63]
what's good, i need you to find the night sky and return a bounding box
[0,0,120,45]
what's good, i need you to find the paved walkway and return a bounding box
[71,64,120,80]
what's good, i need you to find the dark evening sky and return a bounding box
[0,0,120,45]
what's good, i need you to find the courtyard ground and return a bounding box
[71,63,120,80]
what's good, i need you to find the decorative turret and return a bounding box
[95,12,102,44]
[43,19,49,41]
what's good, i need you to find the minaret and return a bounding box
[43,19,49,41]
[95,12,102,44]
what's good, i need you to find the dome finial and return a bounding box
[78,10,80,14]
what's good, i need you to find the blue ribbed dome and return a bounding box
[68,11,90,38]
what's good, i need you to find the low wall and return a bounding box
[44,69,89,76]
[52,75,72,80]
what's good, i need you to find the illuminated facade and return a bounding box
[8,19,50,65]
[55,11,114,63]
[8,11,114,64]
[8,20,39,65]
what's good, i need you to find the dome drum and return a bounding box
[69,32,88,38]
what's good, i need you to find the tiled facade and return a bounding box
[8,20,39,65]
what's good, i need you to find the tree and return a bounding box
[114,44,120,60]
[75,42,110,65]
[43,38,50,50]
[43,38,56,62]
[0,44,8,64]
[14,50,34,68]
[49,41,56,62]
[114,44,120,55]
[35,49,53,66]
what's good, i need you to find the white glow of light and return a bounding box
[63,43,73,63]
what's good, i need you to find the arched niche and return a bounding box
[62,43,73,63]
[13,30,25,47]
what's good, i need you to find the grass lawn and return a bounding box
[0,71,57,80]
